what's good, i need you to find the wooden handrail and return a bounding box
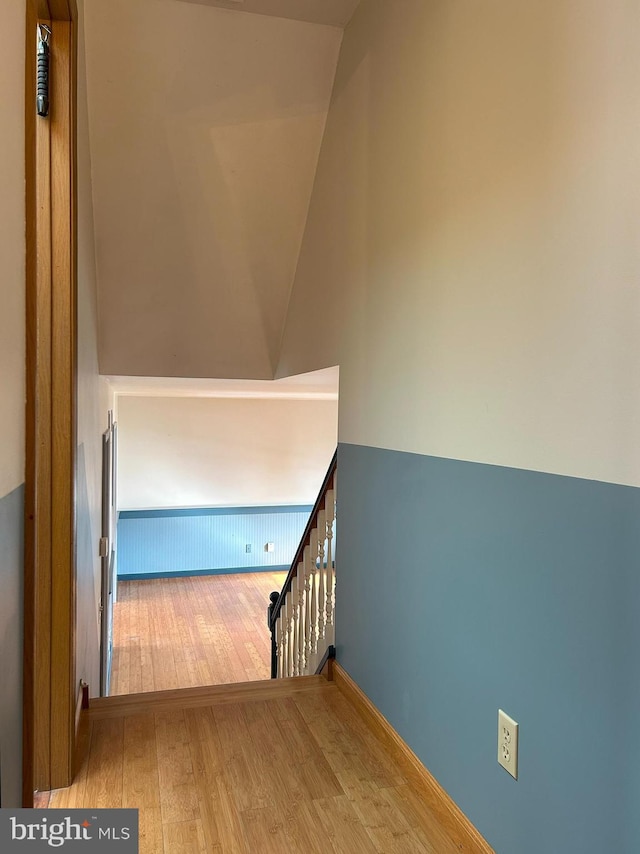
[269,449,337,630]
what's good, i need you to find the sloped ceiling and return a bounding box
[106,365,339,399]
[174,0,361,28]
[84,0,344,379]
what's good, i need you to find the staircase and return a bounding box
[268,451,337,678]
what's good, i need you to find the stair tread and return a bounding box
[90,675,334,719]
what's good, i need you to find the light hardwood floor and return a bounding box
[46,679,484,854]
[111,572,287,695]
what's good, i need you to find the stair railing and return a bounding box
[268,450,337,678]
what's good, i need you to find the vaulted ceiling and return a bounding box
[84,0,355,379]
[174,0,361,28]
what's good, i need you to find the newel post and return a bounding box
[268,591,279,678]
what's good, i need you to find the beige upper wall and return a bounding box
[0,0,25,497]
[117,395,338,509]
[278,0,640,486]
[84,0,342,380]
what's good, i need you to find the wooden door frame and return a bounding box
[24,0,78,804]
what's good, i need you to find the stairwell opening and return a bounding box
[101,368,339,699]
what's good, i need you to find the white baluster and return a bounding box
[326,566,336,647]
[325,488,335,635]
[272,464,337,679]
[317,510,326,643]
[309,526,319,667]
[291,575,299,676]
[283,594,291,677]
[296,561,306,675]
[275,615,281,678]
[303,545,312,672]
[279,607,285,679]
[288,592,295,677]
[281,600,287,678]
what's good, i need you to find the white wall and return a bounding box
[75,0,105,698]
[84,0,342,380]
[0,0,25,499]
[275,7,640,851]
[0,0,25,807]
[118,395,338,509]
[278,0,640,488]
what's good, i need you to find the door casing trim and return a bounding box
[24,0,78,804]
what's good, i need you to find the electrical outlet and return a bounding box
[498,709,519,779]
[245,544,252,553]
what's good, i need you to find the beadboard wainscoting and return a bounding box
[117,505,313,579]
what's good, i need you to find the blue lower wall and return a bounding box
[337,442,640,854]
[0,484,24,807]
[117,505,312,579]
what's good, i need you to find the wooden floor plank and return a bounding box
[293,689,406,789]
[267,697,343,803]
[185,706,247,854]
[240,699,303,809]
[212,703,275,814]
[82,718,124,809]
[163,819,207,853]
[40,681,493,854]
[349,786,435,854]
[321,688,408,787]
[155,710,200,825]
[312,794,380,854]
[239,802,326,854]
[111,572,287,695]
[122,714,164,854]
[382,783,471,854]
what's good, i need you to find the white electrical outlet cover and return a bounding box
[498,709,519,779]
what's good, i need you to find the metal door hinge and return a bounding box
[37,24,51,117]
